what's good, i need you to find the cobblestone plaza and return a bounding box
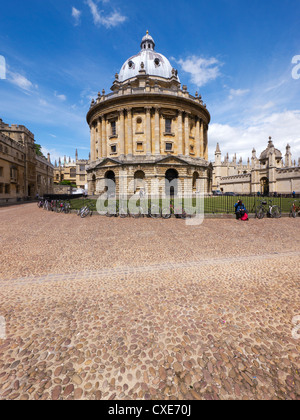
[0,204,299,400]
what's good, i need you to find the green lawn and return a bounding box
[69,196,295,214]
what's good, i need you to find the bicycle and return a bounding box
[77,204,93,218]
[255,199,281,219]
[290,200,300,218]
[161,202,187,219]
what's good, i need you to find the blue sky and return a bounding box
[0,0,299,163]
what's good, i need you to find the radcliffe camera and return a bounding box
[0,0,299,405]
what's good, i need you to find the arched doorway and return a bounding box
[165,168,179,196]
[261,177,269,196]
[105,170,116,196]
[91,174,96,195]
[134,170,146,194]
[192,171,199,192]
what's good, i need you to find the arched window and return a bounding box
[134,170,146,193]
[192,171,199,191]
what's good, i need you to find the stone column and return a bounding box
[200,120,204,158]
[195,117,201,158]
[184,112,190,156]
[97,118,102,159]
[154,107,160,155]
[145,107,152,155]
[90,123,96,161]
[119,109,125,156]
[106,119,111,156]
[126,108,133,156]
[101,116,107,158]
[177,110,183,155]
[204,124,208,160]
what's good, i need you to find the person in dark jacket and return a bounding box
[234,200,248,220]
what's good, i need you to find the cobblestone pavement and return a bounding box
[0,204,299,400]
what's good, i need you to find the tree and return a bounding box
[34,143,45,157]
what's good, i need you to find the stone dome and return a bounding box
[259,137,282,161]
[118,31,180,83]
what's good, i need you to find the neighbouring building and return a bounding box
[86,32,212,197]
[53,149,89,191]
[212,137,300,195]
[0,118,54,202]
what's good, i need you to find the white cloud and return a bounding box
[7,71,35,92]
[209,110,300,162]
[228,88,250,100]
[86,0,126,28]
[72,7,82,26]
[54,91,67,101]
[177,55,222,87]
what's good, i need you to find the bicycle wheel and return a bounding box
[271,206,281,219]
[130,206,142,218]
[161,207,171,219]
[119,207,128,218]
[255,208,265,219]
[290,206,297,218]
[81,208,90,218]
[150,204,161,218]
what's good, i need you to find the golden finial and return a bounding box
[146,30,149,35]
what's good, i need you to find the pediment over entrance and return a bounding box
[155,156,190,166]
[93,157,121,169]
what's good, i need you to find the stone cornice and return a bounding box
[87,92,210,125]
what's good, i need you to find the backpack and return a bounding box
[241,212,248,221]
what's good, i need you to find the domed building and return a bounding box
[86,32,212,197]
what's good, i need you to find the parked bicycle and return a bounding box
[77,204,93,218]
[290,200,300,218]
[255,199,281,219]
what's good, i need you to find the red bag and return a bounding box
[241,213,248,221]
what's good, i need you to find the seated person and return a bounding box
[234,200,248,220]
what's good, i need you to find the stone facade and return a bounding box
[212,138,300,195]
[54,150,89,190]
[86,32,212,198]
[0,119,54,201]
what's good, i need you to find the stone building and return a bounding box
[212,137,300,195]
[86,32,212,197]
[0,119,54,202]
[53,149,89,190]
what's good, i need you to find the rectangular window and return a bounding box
[0,166,3,176]
[111,121,117,136]
[165,143,173,152]
[136,142,143,151]
[0,183,3,194]
[165,118,172,134]
[111,145,117,154]
[5,184,10,194]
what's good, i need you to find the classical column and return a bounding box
[177,110,183,155]
[90,123,96,161]
[154,107,160,155]
[97,118,102,159]
[126,108,133,156]
[145,107,152,155]
[195,117,201,158]
[200,120,204,158]
[106,118,111,156]
[101,115,107,158]
[204,123,208,160]
[119,109,125,156]
[184,112,190,156]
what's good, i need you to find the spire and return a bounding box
[75,149,78,161]
[215,143,221,154]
